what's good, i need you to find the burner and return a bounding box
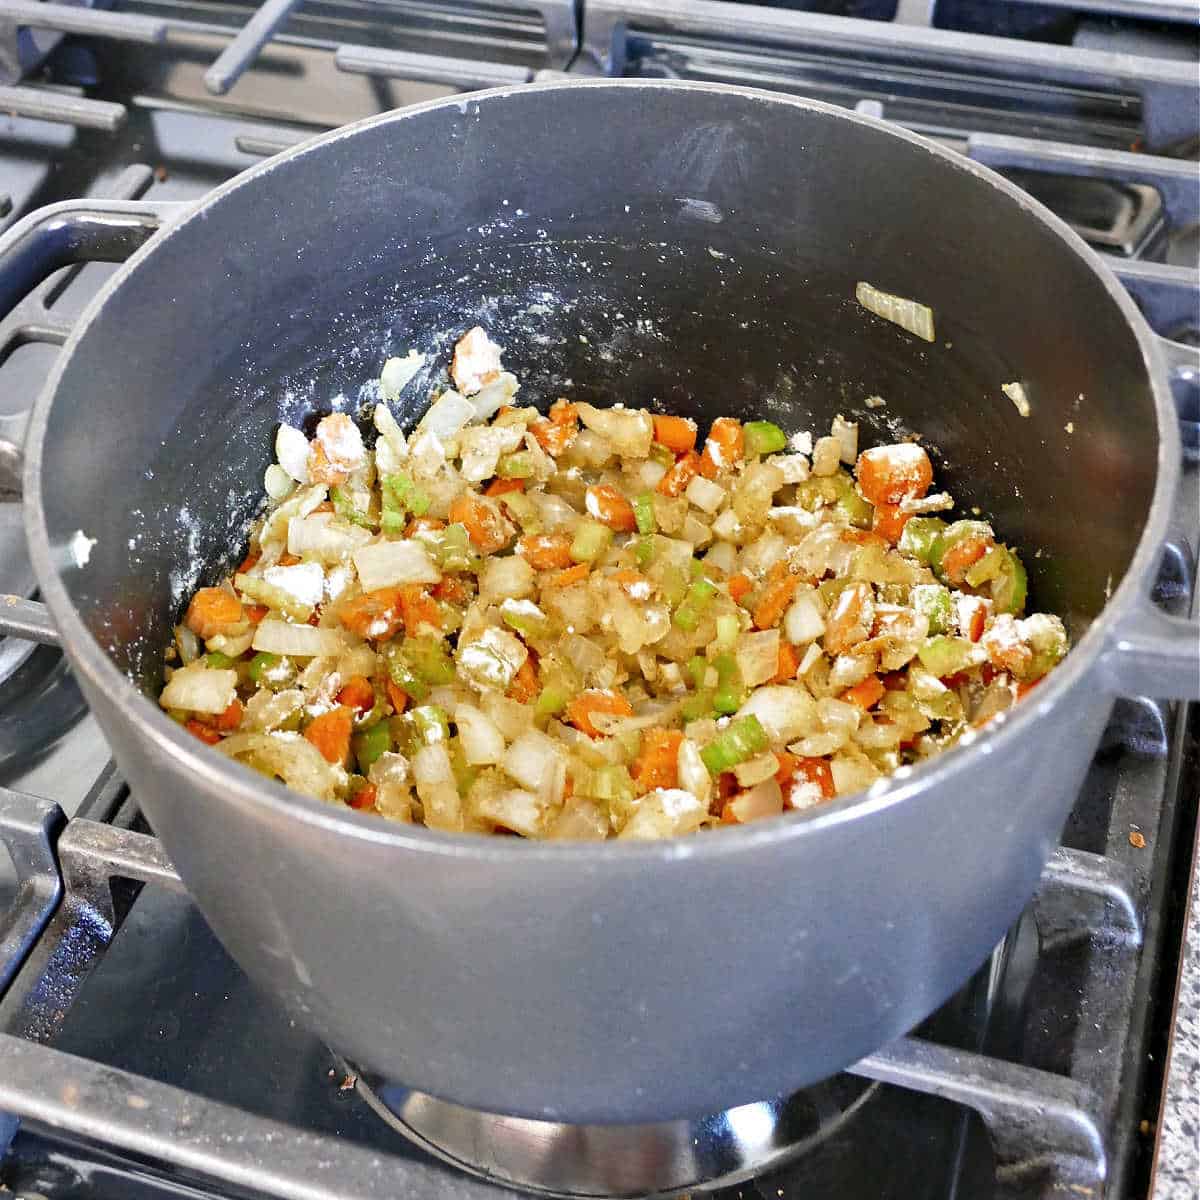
[345,1062,877,1198]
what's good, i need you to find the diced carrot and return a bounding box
[405,516,445,537]
[348,782,378,810]
[718,771,739,800]
[632,729,683,793]
[432,576,470,604]
[855,443,933,505]
[185,719,223,746]
[184,588,245,640]
[506,657,539,704]
[963,598,987,643]
[311,501,335,514]
[940,537,990,585]
[790,758,836,805]
[496,405,517,418]
[399,584,440,635]
[1016,678,1042,701]
[244,604,269,624]
[773,751,799,785]
[611,569,650,598]
[386,679,409,714]
[304,707,354,766]
[752,568,799,630]
[337,675,376,714]
[699,417,744,479]
[279,553,301,567]
[842,529,889,548]
[584,484,636,532]
[485,477,526,497]
[656,450,702,498]
[872,502,910,545]
[727,573,753,604]
[530,401,579,458]
[563,774,575,801]
[517,533,575,570]
[566,689,634,738]
[652,414,698,454]
[824,582,873,656]
[840,676,885,711]
[237,551,260,574]
[773,641,801,683]
[549,398,577,424]
[448,494,513,554]
[213,698,243,732]
[544,563,590,589]
[306,609,322,627]
[338,587,404,641]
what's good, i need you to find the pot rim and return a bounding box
[23,78,1180,865]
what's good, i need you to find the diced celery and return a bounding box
[910,584,953,634]
[681,692,714,721]
[674,575,718,631]
[248,651,295,690]
[966,545,1027,615]
[578,763,635,803]
[635,534,655,569]
[497,451,535,479]
[497,490,542,532]
[898,517,947,564]
[711,614,738,654]
[205,650,237,670]
[830,471,873,529]
[649,443,675,467]
[713,654,746,714]
[429,523,479,574]
[700,715,769,773]
[743,421,788,457]
[930,520,994,581]
[412,705,450,746]
[917,636,977,678]
[633,493,656,536]
[794,477,841,511]
[570,518,613,563]
[403,636,456,686]
[381,486,407,534]
[382,473,431,518]
[534,686,569,719]
[501,598,551,639]
[382,642,430,702]
[330,485,372,528]
[353,722,391,773]
[687,655,708,691]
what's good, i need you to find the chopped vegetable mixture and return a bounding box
[160,327,1067,839]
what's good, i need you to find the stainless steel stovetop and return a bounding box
[0,3,1197,1198]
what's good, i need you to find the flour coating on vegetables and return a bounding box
[160,328,1067,839]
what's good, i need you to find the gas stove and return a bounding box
[0,2,1198,1198]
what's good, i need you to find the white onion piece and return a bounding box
[811,437,841,477]
[160,663,237,714]
[373,403,409,461]
[677,737,712,805]
[450,328,503,396]
[723,778,783,824]
[252,619,345,658]
[455,705,506,766]
[352,540,440,591]
[287,513,372,563]
[831,414,858,464]
[262,561,325,609]
[684,475,725,514]
[619,788,706,840]
[380,350,426,401]
[417,390,476,440]
[734,752,781,788]
[480,554,535,604]
[784,589,826,645]
[218,731,341,800]
[703,540,737,575]
[830,752,880,796]
[205,629,255,658]
[503,730,565,803]
[736,629,780,689]
[769,454,810,484]
[575,404,653,458]
[471,371,520,422]
[275,424,311,483]
[264,463,295,501]
[856,281,935,343]
[737,685,817,745]
[458,423,525,483]
[476,787,544,838]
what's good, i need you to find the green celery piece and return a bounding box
[964,546,1006,588]
[674,576,717,632]
[330,485,372,529]
[700,715,768,773]
[681,691,715,722]
[910,584,953,635]
[501,599,551,639]
[898,517,947,564]
[449,739,478,794]
[743,421,787,457]
[714,613,740,652]
[497,451,535,479]
[917,636,977,679]
[930,520,994,581]
[205,650,237,670]
[649,443,675,467]
[570,518,613,563]
[794,477,841,511]
[713,654,746,714]
[383,473,431,518]
[687,655,708,691]
[831,472,873,529]
[381,486,407,534]
[992,547,1027,615]
[247,651,295,690]
[635,534,655,569]
[404,636,456,686]
[382,642,430,702]
[633,493,656,536]
[412,705,450,746]
[353,722,391,774]
[534,686,569,720]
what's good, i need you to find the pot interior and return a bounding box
[34,83,1160,691]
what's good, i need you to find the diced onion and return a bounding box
[471,371,520,422]
[504,730,566,803]
[736,629,780,688]
[856,281,935,343]
[218,731,340,800]
[252,619,345,658]
[576,404,654,458]
[704,541,737,575]
[476,787,544,838]
[723,778,783,824]
[160,663,237,714]
[831,415,858,464]
[373,403,409,461]
[619,788,707,840]
[769,454,810,484]
[684,475,726,514]
[677,737,712,805]
[480,554,535,604]
[418,390,476,440]
[380,350,426,401]
[456,705,506,765]
[734,752,780,788]
[287,513,372,562]
[275,424,312,483]
[262,561,325,609]
[737,686,817,745]
[352,540,440,591]
[264,463,295,501]
[811,437,841,477]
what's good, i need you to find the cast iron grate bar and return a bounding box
[1004,0,1200,22]
[0,0,166,44]
[0,84,126,131]
[204,0,305,95]
[966,133,1200,234]
[581,0,1200,149]
[335,42,534,87]
[0,789,61,997]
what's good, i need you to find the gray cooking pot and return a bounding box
[0,81,1195,1124]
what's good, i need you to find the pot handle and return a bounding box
[1104,334,1199,701]
[0,197,190,648]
